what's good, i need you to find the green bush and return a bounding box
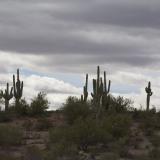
[150,135,160,147]
[49,118,113,156]
[108,96,134,113]
[102,114,132,139]
[14,98,30,116]
[0,124,23,146]
[62,96,91,124]
[47,141,77,159]
[49,126,78,159]
[71,118,113,149]
[0,111,12,122]
[139,112,160,136]
[29,92,49,116]
[0,154,21,160]
[149,148,160,159]
[49,114,132,157]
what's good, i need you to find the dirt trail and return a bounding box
[127,122,153,158]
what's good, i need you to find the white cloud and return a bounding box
[0,72,82,110]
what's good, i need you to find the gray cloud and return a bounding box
[0,0,160,68]
[1,0,160,109]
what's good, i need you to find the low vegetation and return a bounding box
[0,124,23,146]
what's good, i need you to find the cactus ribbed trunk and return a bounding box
[91,66,111,120]
[5,100,9,111]
[146,94,150,111]
[13,69,23,107]
[145,81,153,111]
[81,74,88,103]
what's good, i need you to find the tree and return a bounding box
[30,92,49,115]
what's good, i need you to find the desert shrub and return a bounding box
[98,152,120,160]
[49,115,132,153]
[0,154,21,160]
[47,141,77,160]
[108,96,133,113]
[0,111,12,122]
[14,98,30,116]
[71,118,113,150]
[49,126,78,159]
[149,148,160,159]
[49,118,112,154]
[0,124,23,146]
[102,113,132,139]
[29,92,49,116]
[150,135,160,147]
[139,112,160,136]
[62,96,91,124]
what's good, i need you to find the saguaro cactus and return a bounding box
[13,69,23,106]
[145,81,153,111]
[91,66,111,119]
[91,66,103,106]
[1,83,13,111]
[102,71,111,108]
[81,74,88,103]
[91,66,111,107]
[103,71,111,95]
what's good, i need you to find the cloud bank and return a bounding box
[0,0,160,109]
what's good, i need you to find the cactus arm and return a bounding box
[97,66,100,94]
[81,74,88,102]
[107,80,111,93]
[104,71,107,93]
[13,69,23,106]
[1,83,13,111]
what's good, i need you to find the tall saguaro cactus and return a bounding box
[91,66,111,120]
[13,69,23,106]
[91,66,104,107]
[145,81,153,111]
[1,83,13,111]
[91,66,111,107]
[81,74,88,103]
[102,71,111,108]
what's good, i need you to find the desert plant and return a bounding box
[102,113,132,139]
[62,96,91,124]
[13,69,23,107]
[71,117,113,150]
[149,148,160,159]
[0,111,12,122]
[91,66,111,119]
[0,124,23,146]
[15,98,29,115]
[29,92,49,116]
[1,83,13,111]
[81,74,88,103]
[139,112,160,136]
[108,95,133,113]
[145,81,153,111]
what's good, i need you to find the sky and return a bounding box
[0,0,160,110]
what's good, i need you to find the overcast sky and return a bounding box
[0,0,160,110]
